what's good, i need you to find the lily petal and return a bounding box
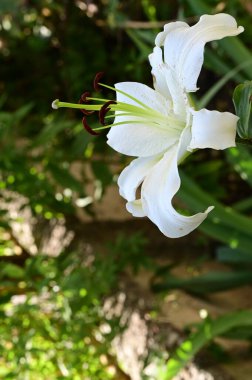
[118,155,160,201]
[115,82,170,114]
[141,131,213,238]
[107,120,180,157]
[189,108,238,150]
[156,14,244,92]
[107,82,180,157]
[118,155,160,218]
[126,200,145,217]
[155,21,187,48]
[164,68,188,118]
[149,47,188,118]
[149,46,172,99]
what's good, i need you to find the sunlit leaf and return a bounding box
[161,310,252,379]
[0,263,25,279]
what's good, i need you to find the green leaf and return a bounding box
[179,172,252,254]
[233,81,252,138]
[222,325,252,340]
[32,119,76,146]
[0,263,25,279]
[152,270,252,295]
[199,219,252,255]
[217,246,252,264]
[233,196,252,212]
[180,172,252,234]
[185,0,252,78]
[47,162,83,193]
[227,146,252,187]
[0,293,13,305]
[0,0,20,13]
[185,0,210,13]
[91,161,113,190]
[204,48,246,84]
[219,38,252,79]
[198,60,252,109]
[126,29,152,59]
[161,310,252,380]
[13,103,34,123]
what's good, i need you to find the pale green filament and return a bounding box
[110,102,184,130]
[98,83,152,111]
[93,120,158,131]
[52,83,185,134]
[86,97,109,102]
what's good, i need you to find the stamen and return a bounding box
[99,83,151,111]
[87,97,109,102]
[99,100,116,125]
[93,72,104,92]
[80,92,91,102]
[79,91,94,115]
[93,119,153,131]
[52,77,184,135]
[82,117,100,136]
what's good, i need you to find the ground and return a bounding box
[7,182,252,380]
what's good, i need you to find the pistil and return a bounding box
[52,74,185,136]
[52,99,102,111]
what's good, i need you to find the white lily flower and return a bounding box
[52,13,244,238]
[107,13,243,238]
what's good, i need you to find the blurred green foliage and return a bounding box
[0,233,148,379]
[161,310,252,380]
[1,0,252,378]
[233,81,252,138]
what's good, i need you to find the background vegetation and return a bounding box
[1,1,252,379]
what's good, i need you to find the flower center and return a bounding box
[52,72,185,135]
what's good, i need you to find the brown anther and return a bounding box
[79,91,94,115]
[82,117,99,136]
[81,91,91,102]
[93,71,104,92]
[99,100,116,125]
